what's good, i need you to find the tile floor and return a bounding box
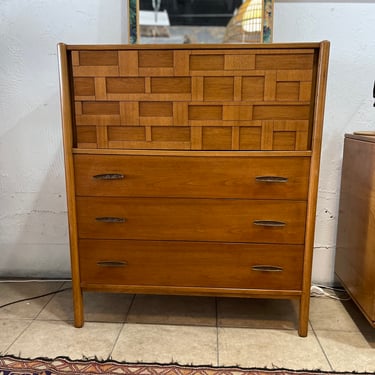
[0,281,374,372]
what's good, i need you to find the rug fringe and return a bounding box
[0,354,373,375]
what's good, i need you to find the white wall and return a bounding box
[0,0,127,277]
[273,0,375,283]
[1,1,375,282]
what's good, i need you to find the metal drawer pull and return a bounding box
[93,173,125,180]
[251,265,283,272]
[255,176,288,183]
[253,220,286,227]
[97,261,128,267]
[95,217,126,223]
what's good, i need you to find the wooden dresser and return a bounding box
[58,42,329,336]
[335,134,375,327]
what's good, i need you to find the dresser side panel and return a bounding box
[57,43,83,327]
[336,137,375,323]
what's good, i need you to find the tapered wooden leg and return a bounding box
[72,284,84,328]
[298,293,310,337]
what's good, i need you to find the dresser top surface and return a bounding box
[346,133,375,144]
[61,41,328,51]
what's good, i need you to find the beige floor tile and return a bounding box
[309,296,373,332]
[111,323,217,365]
[38,287,133,323]
[0,282,65,320]
[2,281,374,373]
[0,320,32,353]
[127,294,216,326]
[316,330,375,372]
[218,298,298,329]
[218,327,331,370]
[6,320,122,360]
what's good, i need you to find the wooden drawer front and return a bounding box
[79,240,304,290]
[76,197,306,244]
[74,154,310,200]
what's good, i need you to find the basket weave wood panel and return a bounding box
[70,48,316,151]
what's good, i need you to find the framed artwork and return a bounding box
[128,0,138,44]
[128,0,273,44]
[263,0,273,43]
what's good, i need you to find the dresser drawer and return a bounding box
[76,197,306,244]
[74,154,310,199]
[79,239,304,290]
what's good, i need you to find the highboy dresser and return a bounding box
[58,42,329,336]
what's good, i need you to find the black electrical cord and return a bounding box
[0,287,72,309]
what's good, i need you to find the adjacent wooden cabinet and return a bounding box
[335,134,375,327]
[58,42,330,336]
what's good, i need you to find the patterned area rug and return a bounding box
[0,356,373,375]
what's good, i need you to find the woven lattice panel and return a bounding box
[71,48,316,151]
